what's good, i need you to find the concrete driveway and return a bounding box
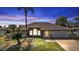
[55,40,79,51]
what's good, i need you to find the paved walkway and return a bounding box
[55,40,79,51]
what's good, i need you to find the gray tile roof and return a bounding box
[26,22,71,30]
[0,22,71,31]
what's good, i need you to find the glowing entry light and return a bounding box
[45,31,49,37]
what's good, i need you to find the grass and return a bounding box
[0,36,6,45]
[32,38,65,51]
[0,36,17,46]
[0,36,65,51]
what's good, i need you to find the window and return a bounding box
[29,30,32,35]
[29,29,41,36]
[38,30,41,35]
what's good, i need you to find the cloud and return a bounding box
[0,15,24,22]
[0,15,55,24]
[0,15,42,24]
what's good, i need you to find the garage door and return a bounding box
[53,31,70,38]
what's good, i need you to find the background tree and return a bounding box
[0,26,2,28]
[56,16,68,27]
[67,20,74,28]
[73,16,79,27]
[8,24,17,33]
[3,25,6,28]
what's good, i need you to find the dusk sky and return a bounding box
[0,7,79,25]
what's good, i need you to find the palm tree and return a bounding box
[73,16,79,27]
[73,16,79,21]
[56,16,68,27]
[18,7,34,44]
[7,8,34,51]
[70,16,79,36]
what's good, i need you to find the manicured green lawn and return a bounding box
[0,37,65,51]
[0,36,6,45]
[32,38,65,51]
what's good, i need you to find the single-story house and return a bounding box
[1,22,79,39]
[21,22,72,39]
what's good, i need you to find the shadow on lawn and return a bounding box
[7,44,21,51]
[7,39,33,51]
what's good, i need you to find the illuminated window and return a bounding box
[33,29,37,35]
[29,30,32,35]
[38,30,41,35]
[45,31,49,37]
[29,29,41,36]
